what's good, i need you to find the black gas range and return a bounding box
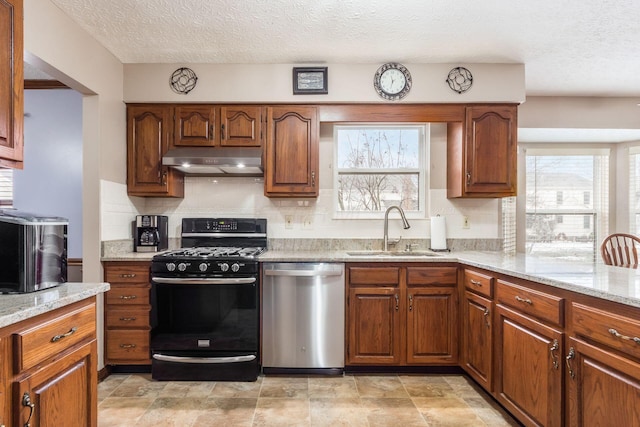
[149,218,266,382]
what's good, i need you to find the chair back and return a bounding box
[601,233,640,268]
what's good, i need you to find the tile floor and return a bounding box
[98,373,522,427]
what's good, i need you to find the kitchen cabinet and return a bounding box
[264,106,319,197]
[127,105,184,197]
[174,105,263,147]
[495,279,564,427]
[103,261,152,365]
[0,298,98,427]
[0,0,23,169]
[346,264,458,366]
[447,105,517,198]
[461,269,494,391]
[567,302,640,426]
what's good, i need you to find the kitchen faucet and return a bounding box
[383,205,411,251]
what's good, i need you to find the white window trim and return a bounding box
[332,123,429,219]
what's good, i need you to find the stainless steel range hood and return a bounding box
[162,147,263,176]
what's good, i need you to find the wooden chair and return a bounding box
[601,233,640,268]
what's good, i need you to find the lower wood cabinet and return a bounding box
[103,261,152,365]
[461,290,493,391]
[0,298,98,427]
[495,303,564,427]
[346,264,458,366]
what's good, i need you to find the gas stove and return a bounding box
[157,246,265,259]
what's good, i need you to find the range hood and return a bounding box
[162,146,263,176]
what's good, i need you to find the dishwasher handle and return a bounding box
[263,268,343,278]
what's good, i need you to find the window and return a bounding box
[629,147,640,234]
[0,169,13,206]
[334,124,426,215]
[525,147,609,262]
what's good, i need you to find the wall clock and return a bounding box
[374,63,412,101]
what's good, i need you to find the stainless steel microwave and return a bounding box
[0,209,68,294]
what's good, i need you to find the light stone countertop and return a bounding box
[0,282,110,329]
[102,247,640,309]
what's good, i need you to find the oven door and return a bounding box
[150,275,259,381]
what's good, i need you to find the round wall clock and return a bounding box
[374,63,412,101]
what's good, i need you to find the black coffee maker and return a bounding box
[134,215,168,252]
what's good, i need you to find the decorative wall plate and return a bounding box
[170,67,198,94]
[446,67,473,94]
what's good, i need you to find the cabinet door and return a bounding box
[14,340,97,427]
[567,337,640,427]
[220,106,262,147]
[347,287,402,365]
[0,0,23,168]
[464,106,516,196]
[495,304,563,427]
[406,286,458,364]
[461,291,493,391]
[174,105,217,146]
[265,106,318,197]
[127,105,184,197]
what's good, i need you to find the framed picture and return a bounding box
[293,67,328,94]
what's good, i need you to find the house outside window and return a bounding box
[629,146,640,234]
[524,147,609,262]
[334,124,427,216]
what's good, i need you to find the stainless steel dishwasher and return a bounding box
[262,263,345,375]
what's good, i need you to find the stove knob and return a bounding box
[231,263,240,272]
[178,263,187,272]
[220,263,229,272]
[166,263,176,272]
[199,263,208,272]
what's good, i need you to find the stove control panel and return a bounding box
[154,260,259,275]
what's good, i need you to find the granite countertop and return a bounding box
[0,282,110,329]
[102,247,640,309]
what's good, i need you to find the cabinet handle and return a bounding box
[119,273,136,278]
[608,328,640,344]
[311,171,316,187]
[466,171,471,185]
[394,294,399,311]
[408,294,413,312]
[210,124,214,140]
[221,124,225,140]
[120,295,138,300]
[515,295,533,305]
[470,279,482,287]
[51,326,78,343]
[566,347,576,379]
[162,171,167,185]
[483,308,490,328]
[120,343,137,349]
[549,339,559,370]
[22,392,35,427]
[119,317,137,322]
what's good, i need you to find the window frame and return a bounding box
[333,123,428,219]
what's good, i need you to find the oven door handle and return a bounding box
[151,277,257,285]
[153,354,256,364]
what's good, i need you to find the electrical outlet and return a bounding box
[462,216,470,229]
[302,215,314,229]
[285,215,294,229]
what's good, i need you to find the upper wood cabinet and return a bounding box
[174,105,262,147]
[0,0,24,169]
[127,105,184,197]
[264,106,319,197]
[447,105,517,198]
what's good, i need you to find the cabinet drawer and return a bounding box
[496,280,563,326]
[106,284,150,306]
[572,303,640,359]
[13,302,96,372]
[106,307,150,329]
[105,264,149,284]
[106,330,150,362]
[463,269,493,298]
[407,267,457,286]
[348,267,400,286]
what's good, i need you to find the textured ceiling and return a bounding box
[46,0,640,97]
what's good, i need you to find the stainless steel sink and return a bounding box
[345,250,441,257]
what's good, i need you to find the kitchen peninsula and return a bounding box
[0,282,109,426]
